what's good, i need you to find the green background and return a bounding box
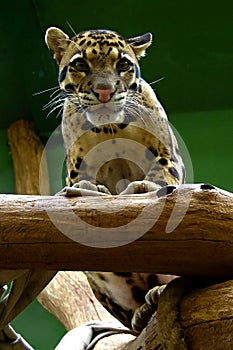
[0,0,232,348]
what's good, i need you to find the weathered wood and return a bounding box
[179,280,233,349]
[124,279,233,350]
[39,272,233,349]
[7,119,50,195]
[38,271,135,349]
[38,271,116,331]
[0,186,232,277]
[0,119,56,328]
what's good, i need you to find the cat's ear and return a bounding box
[45,27,70,63]
[127,32,152,58]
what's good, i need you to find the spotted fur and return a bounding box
[45,27,185,331]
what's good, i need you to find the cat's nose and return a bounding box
[93,88,116,103]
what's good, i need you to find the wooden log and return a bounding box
[38,271,116,331]
[179,279,233,349]
[39,272,233,349]
[7,119,50,195]
[0,185,232,277]
[38,271,135,349]
[124,279,233,350]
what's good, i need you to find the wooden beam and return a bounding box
[0,185,232,277]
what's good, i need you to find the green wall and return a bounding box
[0,0,232,348]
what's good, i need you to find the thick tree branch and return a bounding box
[0,185,232,278]
[39,273,233,349]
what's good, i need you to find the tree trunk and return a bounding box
[7,119,50,195]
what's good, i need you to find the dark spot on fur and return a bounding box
[98,292,107,303]
[114,272,132,277]
[200,184,215,190]
[130,82,137,91]
[75,157,86,170]
[110,128,117,134]
[118,123,128,130]
[98,273,107,281]
[157,185,176,197]
[96,293,133,328]
[92,48,97,54]
[102,127,117,134]
[79,39,86,46]
[107,47,113,55]
[170,156,178,162]
[134,64,140,78]
[70,170,78,179]
[91,127,102,133]
[168,167,180,180]
[146,147,159,160]
[59,65,68,83]
[126,278,134,285]
[147,173,156,179]
[65,84,74,92]
[132,286,146,304]
[155,180,168,188]
[159,158,168,166]
[110,305,133,328]
[81,120,95,130]
[147,274,160,288]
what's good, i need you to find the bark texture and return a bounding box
[7,119,50,195]
[39,273,233,349]
[0,185,232,278]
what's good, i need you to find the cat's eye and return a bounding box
[71,58,90,72]
[116,58,132,72]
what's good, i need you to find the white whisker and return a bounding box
[46,103,64,119]
[125,91,158,127]
[33,86,60,96]
[66,21,77,37]
[149,77,165,86]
